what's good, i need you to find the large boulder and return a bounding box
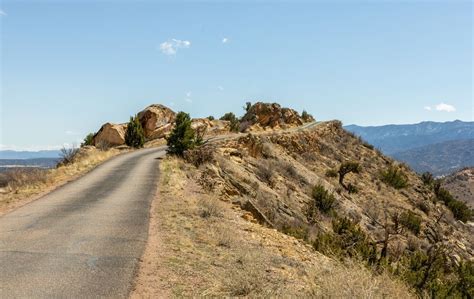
[93,123,127,146]
[191,118,231,136]
[241,102,305,131]
[137,104,176,139]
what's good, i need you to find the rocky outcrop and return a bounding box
[93,123,127,146]
[137,104,176,139]
[191,118,231,136]
[241,102,306,132]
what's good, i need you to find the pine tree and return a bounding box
[166,112,196,156]
[125,115,145,148]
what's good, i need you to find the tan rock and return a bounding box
[93,123,127,146]
[137,104,176,139]
[147,123,174,140]
[191,118,231,136]
[241,102,305,132]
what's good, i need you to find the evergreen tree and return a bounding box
[166,112,196,156]
[125,115,145,148]
[81,133,95,147]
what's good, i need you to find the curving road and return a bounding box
[0,147,165,298]
[0,122,321,298]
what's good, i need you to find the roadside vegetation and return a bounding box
[166,112,203,156]
[81,133,95,147]
[125,115,145,148]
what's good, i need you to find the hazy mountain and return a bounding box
[0,150,61,159]
[345,120,474,154]
[392,139,474,176]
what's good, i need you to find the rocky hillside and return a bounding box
[180,121,473,297]
[443,167,474,209]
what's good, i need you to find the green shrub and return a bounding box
[207,115,215,121]
[244,102,252,112]
[313,217,377,264]
[421,172,434,186]
[435,187,473,222]
[401,247,451,296]
[301,110,314,122]
[400,211,422,235]
[280,224,309,241]
[220,112,240,132]
[338,162,361,189]
[454,261,474,298]
[125,115,145,148]
[325,169,338,178]
[81,133,95,147]
[167,112,199,156]
[311,185,336,213]
[347,183,358,194]
[380,165,408,189]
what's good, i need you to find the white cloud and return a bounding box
[0,10,6,16]
[435,103,456,112]
[424,103,456,113]
[222,37,229,44]
[159,39,191,55]
[186,91,192,98]
[217,86,224,91]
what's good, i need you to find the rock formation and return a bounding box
[191,118,231,136]
[93,123,127,146]
[241,102,306,131]
[137,104,176,139]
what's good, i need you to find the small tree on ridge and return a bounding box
[125,115,145,148]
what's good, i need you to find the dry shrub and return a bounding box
[95,140,112,151]
[1,168,49,190]
[256,160,274,185]
[184,145,215,167]
[58,146,80,166]
[215,251,272,297]
[277,160,307,185]
[212,226,233,248]
[198,198,224,218]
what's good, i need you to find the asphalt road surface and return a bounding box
[0,147,165,298]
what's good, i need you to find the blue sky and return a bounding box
[0,1,472,150]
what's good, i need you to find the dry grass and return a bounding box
[132,157,414,298]
[312,259,412,298]
[0,147,125,215]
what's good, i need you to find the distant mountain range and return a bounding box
[0,150,61,160]
[345,120,474,176]
[392,139,474,176]
[345,120,474,154]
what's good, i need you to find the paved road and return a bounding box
[0,147,165,298]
